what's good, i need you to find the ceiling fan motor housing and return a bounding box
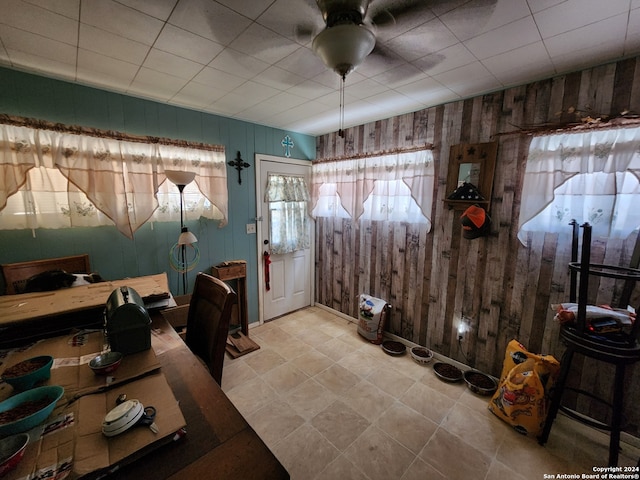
[317,0,370,26]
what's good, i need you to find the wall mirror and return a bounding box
[445,141,497,211]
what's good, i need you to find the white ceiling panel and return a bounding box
[0,0,638,135]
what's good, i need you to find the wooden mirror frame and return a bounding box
[444,141,497,211]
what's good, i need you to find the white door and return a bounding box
[255,154,313,322]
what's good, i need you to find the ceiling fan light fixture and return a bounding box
[312,23,375,76]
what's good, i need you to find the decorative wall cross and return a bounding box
[228,151,250,184]
[281,135,294,158]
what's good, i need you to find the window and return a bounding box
[265,174,310,254]
[310,149,434,228]
[518,126,640,243]
[0,121,228,239]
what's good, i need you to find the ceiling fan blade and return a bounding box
[370,0,431,27]
[295,24,316,44]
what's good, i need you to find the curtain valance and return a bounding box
[518,126,640,242]
[311,149,434,227]
[0,123,228,239]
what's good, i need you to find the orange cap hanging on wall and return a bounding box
[460,205,491,239]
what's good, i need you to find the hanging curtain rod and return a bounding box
[495,116,640,138]
[315,143,433,164]
[0,113,225,152]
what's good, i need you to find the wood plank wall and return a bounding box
[315,56,640,436]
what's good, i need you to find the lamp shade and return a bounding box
[165,170,196,187]
[178,229,198,245]
[312,24,375,77]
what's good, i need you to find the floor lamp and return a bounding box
[166,170,199,295]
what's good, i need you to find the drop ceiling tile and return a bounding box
[345,78,388,100]
[437,0,504,42]
[432,61,496,95]
[396,78,458,105]
[77,49,139,85]
[170,80,225,107]
[544,14,627,59]
[24,0,80,20]
[527,0,567,14]
[228,23,299,64]
[5,48,76,80]
[464,16,540,60]
[79,23,150,64]
[0,24,76,66]
[1,0,77,45]
[263,91,309,110]
[253,66,305,90]
[385,18,459,62]
[549,37,627,75]
[80,0,164,45]
[286,79,336,100]
[355,47,406,77]
[626,8,640,55]
[257,0,323,44]
[534,0,630,38]
[191,66,246,93]
[215,0,274,20]
[154,24,224,65]
[481,41,555,86]
[412,43,477,76]
[211,92,255,115]
[208,48,270,79]
[275,47,327,79]
[363,91,421,118]
[115,0,177,20]
[230,80,281,103]
[372,4,436,41]
[143,48,205,80]
[168,0,251,45]
[373,63,426,88]
[129,67,189,100]
[461,0,531,34]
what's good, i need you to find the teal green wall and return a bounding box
[0,67,316,325]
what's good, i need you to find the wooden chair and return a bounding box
[185,272,237,386]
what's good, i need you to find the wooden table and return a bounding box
[88,311,288,479]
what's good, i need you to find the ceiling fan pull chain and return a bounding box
[339,74,346,138]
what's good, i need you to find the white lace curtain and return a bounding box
[0,123,228,239]
[518,126,640,243]
[265,174,310,254]
[310,149,434,228]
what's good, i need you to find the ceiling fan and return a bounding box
[307,0,426,77]
[298,0,431,136]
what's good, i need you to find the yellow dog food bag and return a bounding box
[488,340,560,436]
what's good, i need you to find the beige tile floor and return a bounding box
[222,306,640,480]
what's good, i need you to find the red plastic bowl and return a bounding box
[0,433,29,477]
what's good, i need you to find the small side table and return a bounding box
[212,262,248,336]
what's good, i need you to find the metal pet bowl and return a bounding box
[433,362,463,383]
[463,370,498,395]
[89,352,123,375]
[1,355,54,392]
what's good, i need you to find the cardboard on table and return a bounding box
[0,330,161,403]
[6,372,185,479]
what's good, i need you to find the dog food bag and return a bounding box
[358,294,389,344]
